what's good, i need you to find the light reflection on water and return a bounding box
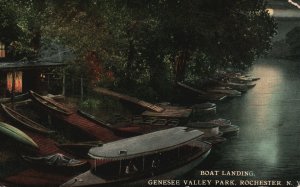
[245,64,282,165]
[193,58,300,180]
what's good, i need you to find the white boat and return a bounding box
[209,118,239,136]
[186,122,221,138]
[192,102,217,115]
[60,127,211,187]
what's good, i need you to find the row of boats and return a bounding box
[0,73,259,187]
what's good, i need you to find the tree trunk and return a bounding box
[174,50,188,83]
[125,39,135,82]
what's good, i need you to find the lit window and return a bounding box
[7,71,22,93]
[0,42,5,58]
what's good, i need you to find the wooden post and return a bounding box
[119,160,122,175]
[80,77,83,100]
[72,78,74,95]
[47,114,52,125]
[47,73,50,91]
[142,156,145,171]
[62,70,66,96]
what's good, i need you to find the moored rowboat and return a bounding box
[1,104,54,134]
[192,102,216,110]
[209,118,239,136]
[218,81,256,91]
[177,82,227,102]
[229,76,260,83]
[206,88,241,97]
[22,153,87,168]
[29,90,73,116]
[58,141,104,157]
[219,125,239,136]
[192,102,217,115]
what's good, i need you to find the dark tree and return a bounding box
[286,26,300,59]
[0,0,277,100]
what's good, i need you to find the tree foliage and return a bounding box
[286,26,300,59]
[0,0,277,100]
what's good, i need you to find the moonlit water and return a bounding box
[191,58,300,181]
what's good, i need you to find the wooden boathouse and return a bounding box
[0,61,66,98]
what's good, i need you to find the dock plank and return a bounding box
[93,87,165,113]
[142,105,192,119]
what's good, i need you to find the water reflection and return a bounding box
[195,58,300,179]
[245,64,283,165]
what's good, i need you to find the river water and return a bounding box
[191,57,300,182]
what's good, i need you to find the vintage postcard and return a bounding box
[0,0,299,187]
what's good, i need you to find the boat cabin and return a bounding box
[0,61,66,98]
[61,127,212,187]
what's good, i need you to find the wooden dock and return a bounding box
[61,112,120,142]
[142,105,192,119]
[93,87,165,113]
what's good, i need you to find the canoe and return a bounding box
[77,110,146,137]
[0,92,30,103]
[218,81,256,91]
[26,95,121,142]
[220,72,260,82]
[229,76,260,83]
[206,88,241,97]
[192,102,216,109]
[29,90,73,116]
[0,121,39,149]
[192,102,216,115]
[245,82,257,88]
[77,110,114,130]
[22,153,87,167]
[197,93,227,102]
[177,82,227,102]
[177,82,207,95]
[1,104,54,134]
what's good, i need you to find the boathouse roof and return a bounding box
[88,127,204,160]
[0,61,66,71]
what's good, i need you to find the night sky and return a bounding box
[267,0,300,17]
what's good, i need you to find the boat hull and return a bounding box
[186,126,220,138]
[29,90,73,116]
[220,125,239,136]
[0,122,38,149]
[192,105,216,116]
[60,148,211,187]
[127,149,211,187]
[1,104,53,134]
[206,89,241,97]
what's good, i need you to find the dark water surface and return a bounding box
[192,58,300,181]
